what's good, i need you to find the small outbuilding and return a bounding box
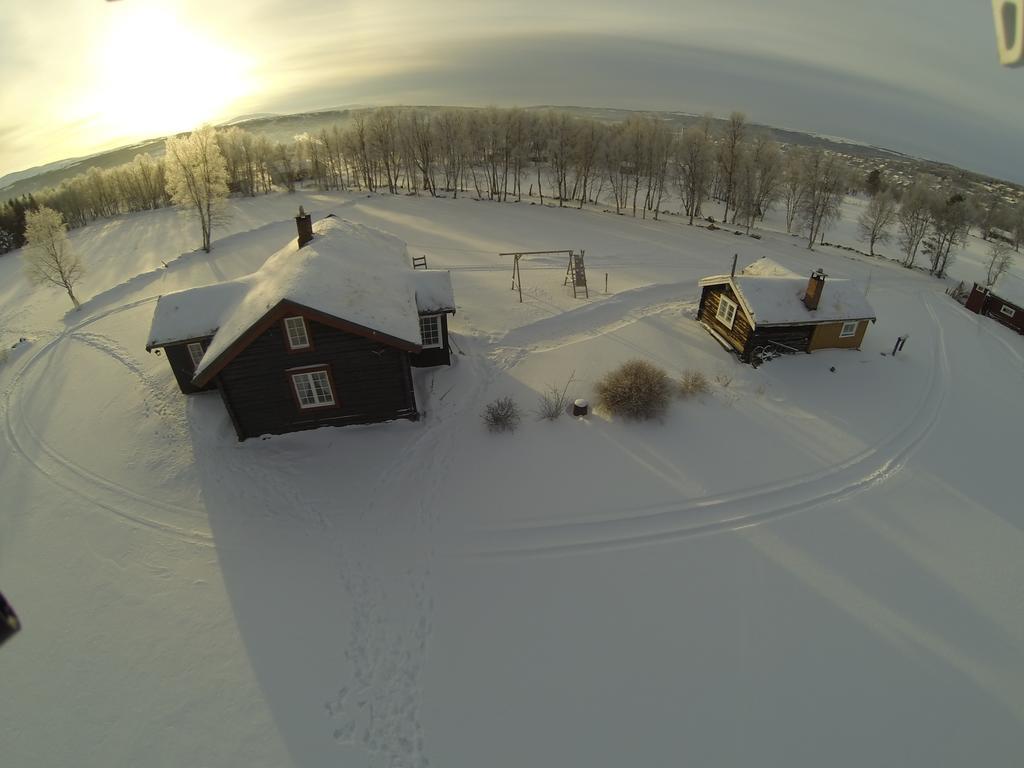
[964,283,1023,334]
[146,211,456,440]
[698,257,876,364]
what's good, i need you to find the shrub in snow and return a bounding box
[536,372,576,420]
[595,359,672,420]
[678,370,710,398]
[714,372,733,388]
[483,397,521,433]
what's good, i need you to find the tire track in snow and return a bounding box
[468,292,951,558]
[2,296,213,547]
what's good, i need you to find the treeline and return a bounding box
[3,106,1023,267]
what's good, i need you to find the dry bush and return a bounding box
[483,396,521,432]
[595,359,672,420]
[678,370,710,398]
[536,371,576,421]
[714,372,733,388]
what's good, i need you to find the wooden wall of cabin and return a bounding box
[163,339,216,394]
[216,318,418,440]
[698,284,753,355]
[983,298,1024,334]
[808,320,869,351]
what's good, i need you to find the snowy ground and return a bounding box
[1,189,1023,767]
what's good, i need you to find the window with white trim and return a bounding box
[419,314,443,348]
[291,369,335,409]
[1000,305,1016,318]
[715,295,738,329]
[284,316,310,350]
[187,342,205,370]
[839,321,859,338]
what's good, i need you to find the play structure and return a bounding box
[499,249,588,302]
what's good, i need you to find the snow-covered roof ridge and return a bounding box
[700,259,875,327]
[147,217,455,374]
[739,257,799,277]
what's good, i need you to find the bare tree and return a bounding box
[1011,201,1024,253]
[780,148,808,234]
[164,125,230,252]
[985,240,1014,287]
[751,136,781,221]
[798,150,847,249]
[973,192,1002,241]
[717,111,747,223]
[733,148,759,234]
[676,123,713,225]
[23,206,84,310]
[857,189,898,256]
[924,191,970,278]
[896,180,933,268]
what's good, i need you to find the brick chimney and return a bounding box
[803,269,827,311]
[295,206,313,248]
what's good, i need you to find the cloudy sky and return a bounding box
[1,0,1021,181]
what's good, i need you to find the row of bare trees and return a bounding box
[8,107,1024,268]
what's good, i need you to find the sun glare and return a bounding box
[74,5,255,143]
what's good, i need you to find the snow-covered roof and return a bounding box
[700,260,875,327]
[146,217,456,376]
[146,281,249,349]
[411,269,456,314]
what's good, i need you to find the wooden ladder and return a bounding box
[566,250,588,298]
[412,255,428,270]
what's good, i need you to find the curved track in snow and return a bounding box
[2,297,214,547]
[468,293,950,558]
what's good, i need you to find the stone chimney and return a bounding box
[295,206,313,248]
[803,269,827,311]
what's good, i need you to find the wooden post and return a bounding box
[605,272,608,294]
[516,255,523,303]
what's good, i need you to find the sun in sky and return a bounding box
[70,3,255,145]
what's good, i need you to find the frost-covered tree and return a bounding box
[896,180,932,268]
[23,206,84,310]
[857,189,898,256]
[0,228,13,254]
[164,125,230,253]
[984,240,1014,287]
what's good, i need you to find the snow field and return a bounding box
[1,188,1023,767]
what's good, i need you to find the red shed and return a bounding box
[964,284,1024,335]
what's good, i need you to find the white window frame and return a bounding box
[715,295,738,329]
[999,305,1016,319]
[290,369,335,409]
[419,314,443,349]
[284,316,310,350]
[187,342,205,370]
[839,321,859,338]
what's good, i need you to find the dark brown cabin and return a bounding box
[146,213,456,439]
[965,284,1024,334]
